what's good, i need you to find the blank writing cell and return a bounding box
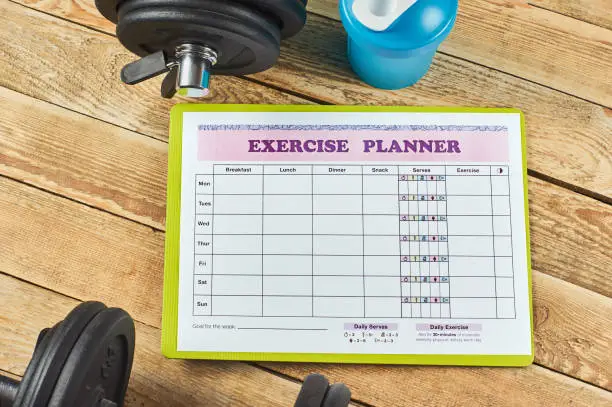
[441,283,450,297]
[314,195,362,214]
[263,255,312,275]
[441,303,450,318]
[264,297,312,317]
[451,277,496,297]
[446,196,492,215]
[214,195,262,214]
[363,195,398,214]
[264,175,312,194]
[264,215,311,234]
[314,215,362,235]
[364,277,401,296]
[494,236,513,256]
[421,304,431,318]
[495,257,514,277]
[314,297,364,317]
[497,298,515,318]
[448,236,493,256]
[491,176,509,195]
[314,236,362,255]
[212,296,262,316]
[492,196,511,215]
[447,216,492,235]
[314,256,363,275]
[364,236,400,255]
[212,275,262,296]
[214,214,262,234]
[265,195,311,214]
[263,276,312,296]
[313,175,362,194]
[493,216,512,235]
[213,235,262,255]
[446,176,491,195]
[364,215,398,235]
[314,276,363,296]
[365,298,401,317]
[449,257,494,276]
[363,175,398,194]
[364,256,400,276]
[496,277,514,297]
[451,298,496,318]
[214,175,263,194]
[214,254,261,275]
[264,235,312,254]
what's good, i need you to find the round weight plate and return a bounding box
[234,0,306,38]
[48,308,135,407]
[13,302,107,407]
[116,0,281,75]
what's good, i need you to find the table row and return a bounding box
[194,235,514,256]
[195,214,513,235]
[205,165,510,176]
[192,296,516,319]
[196,174,510,195]
[193,275,515,297]
[194,255,514,277]
[195,195,511,215]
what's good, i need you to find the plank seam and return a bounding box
[527,2,612,31]
[527,169,612,206]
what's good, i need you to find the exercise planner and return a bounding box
[162,105,533,366]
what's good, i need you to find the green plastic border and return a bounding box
[161,104,534,366]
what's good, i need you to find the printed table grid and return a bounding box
[193,164,515,319]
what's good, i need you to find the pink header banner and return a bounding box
[197,127,508,162]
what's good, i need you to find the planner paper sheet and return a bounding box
[162,105,533,366]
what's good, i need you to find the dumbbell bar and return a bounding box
[0,302,135,407]
[95,0,308,97]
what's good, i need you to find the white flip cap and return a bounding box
[352,0,418,31]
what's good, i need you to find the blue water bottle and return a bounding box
[339,0,458,89]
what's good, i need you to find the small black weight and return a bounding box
[116,0,281,75]
[6,302,135,407]
[294,374,351,407]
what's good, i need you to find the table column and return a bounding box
[211,164,263,316]
[362,165,401,318]
[312,165,363,317]
[491,165,515,318]
[446,165,496,318]
[262,165,313,317]
[193,174,213,316]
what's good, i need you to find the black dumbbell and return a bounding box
[294,374,352,407]
[0,302,135,407]
[94,0,308,98]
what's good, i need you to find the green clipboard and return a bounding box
[161,104,534,366]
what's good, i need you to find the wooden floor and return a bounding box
[0,0,610,405]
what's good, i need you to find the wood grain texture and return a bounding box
[529,0,612,30]
[12,0,612,107]
[307,0,612,107]
[0,274,308,407]
[2,1,611,197]
[1,86,610,297]
[0,176,610,392]
[0,1,308,143]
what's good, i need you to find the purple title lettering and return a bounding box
[248,139,461,153]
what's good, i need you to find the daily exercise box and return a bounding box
[161,105,533,366]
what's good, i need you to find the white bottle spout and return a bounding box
[352,0,418,31]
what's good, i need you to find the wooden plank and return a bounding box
[0,1,307,143]
[529,0,612,30]
[1,86,610,297]
[0,177,610,392]
[306,0,612,106]
[0,274,307,407]
[11,0,612,107]
[2,1,611,196]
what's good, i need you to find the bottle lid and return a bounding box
[341,0,458,51]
